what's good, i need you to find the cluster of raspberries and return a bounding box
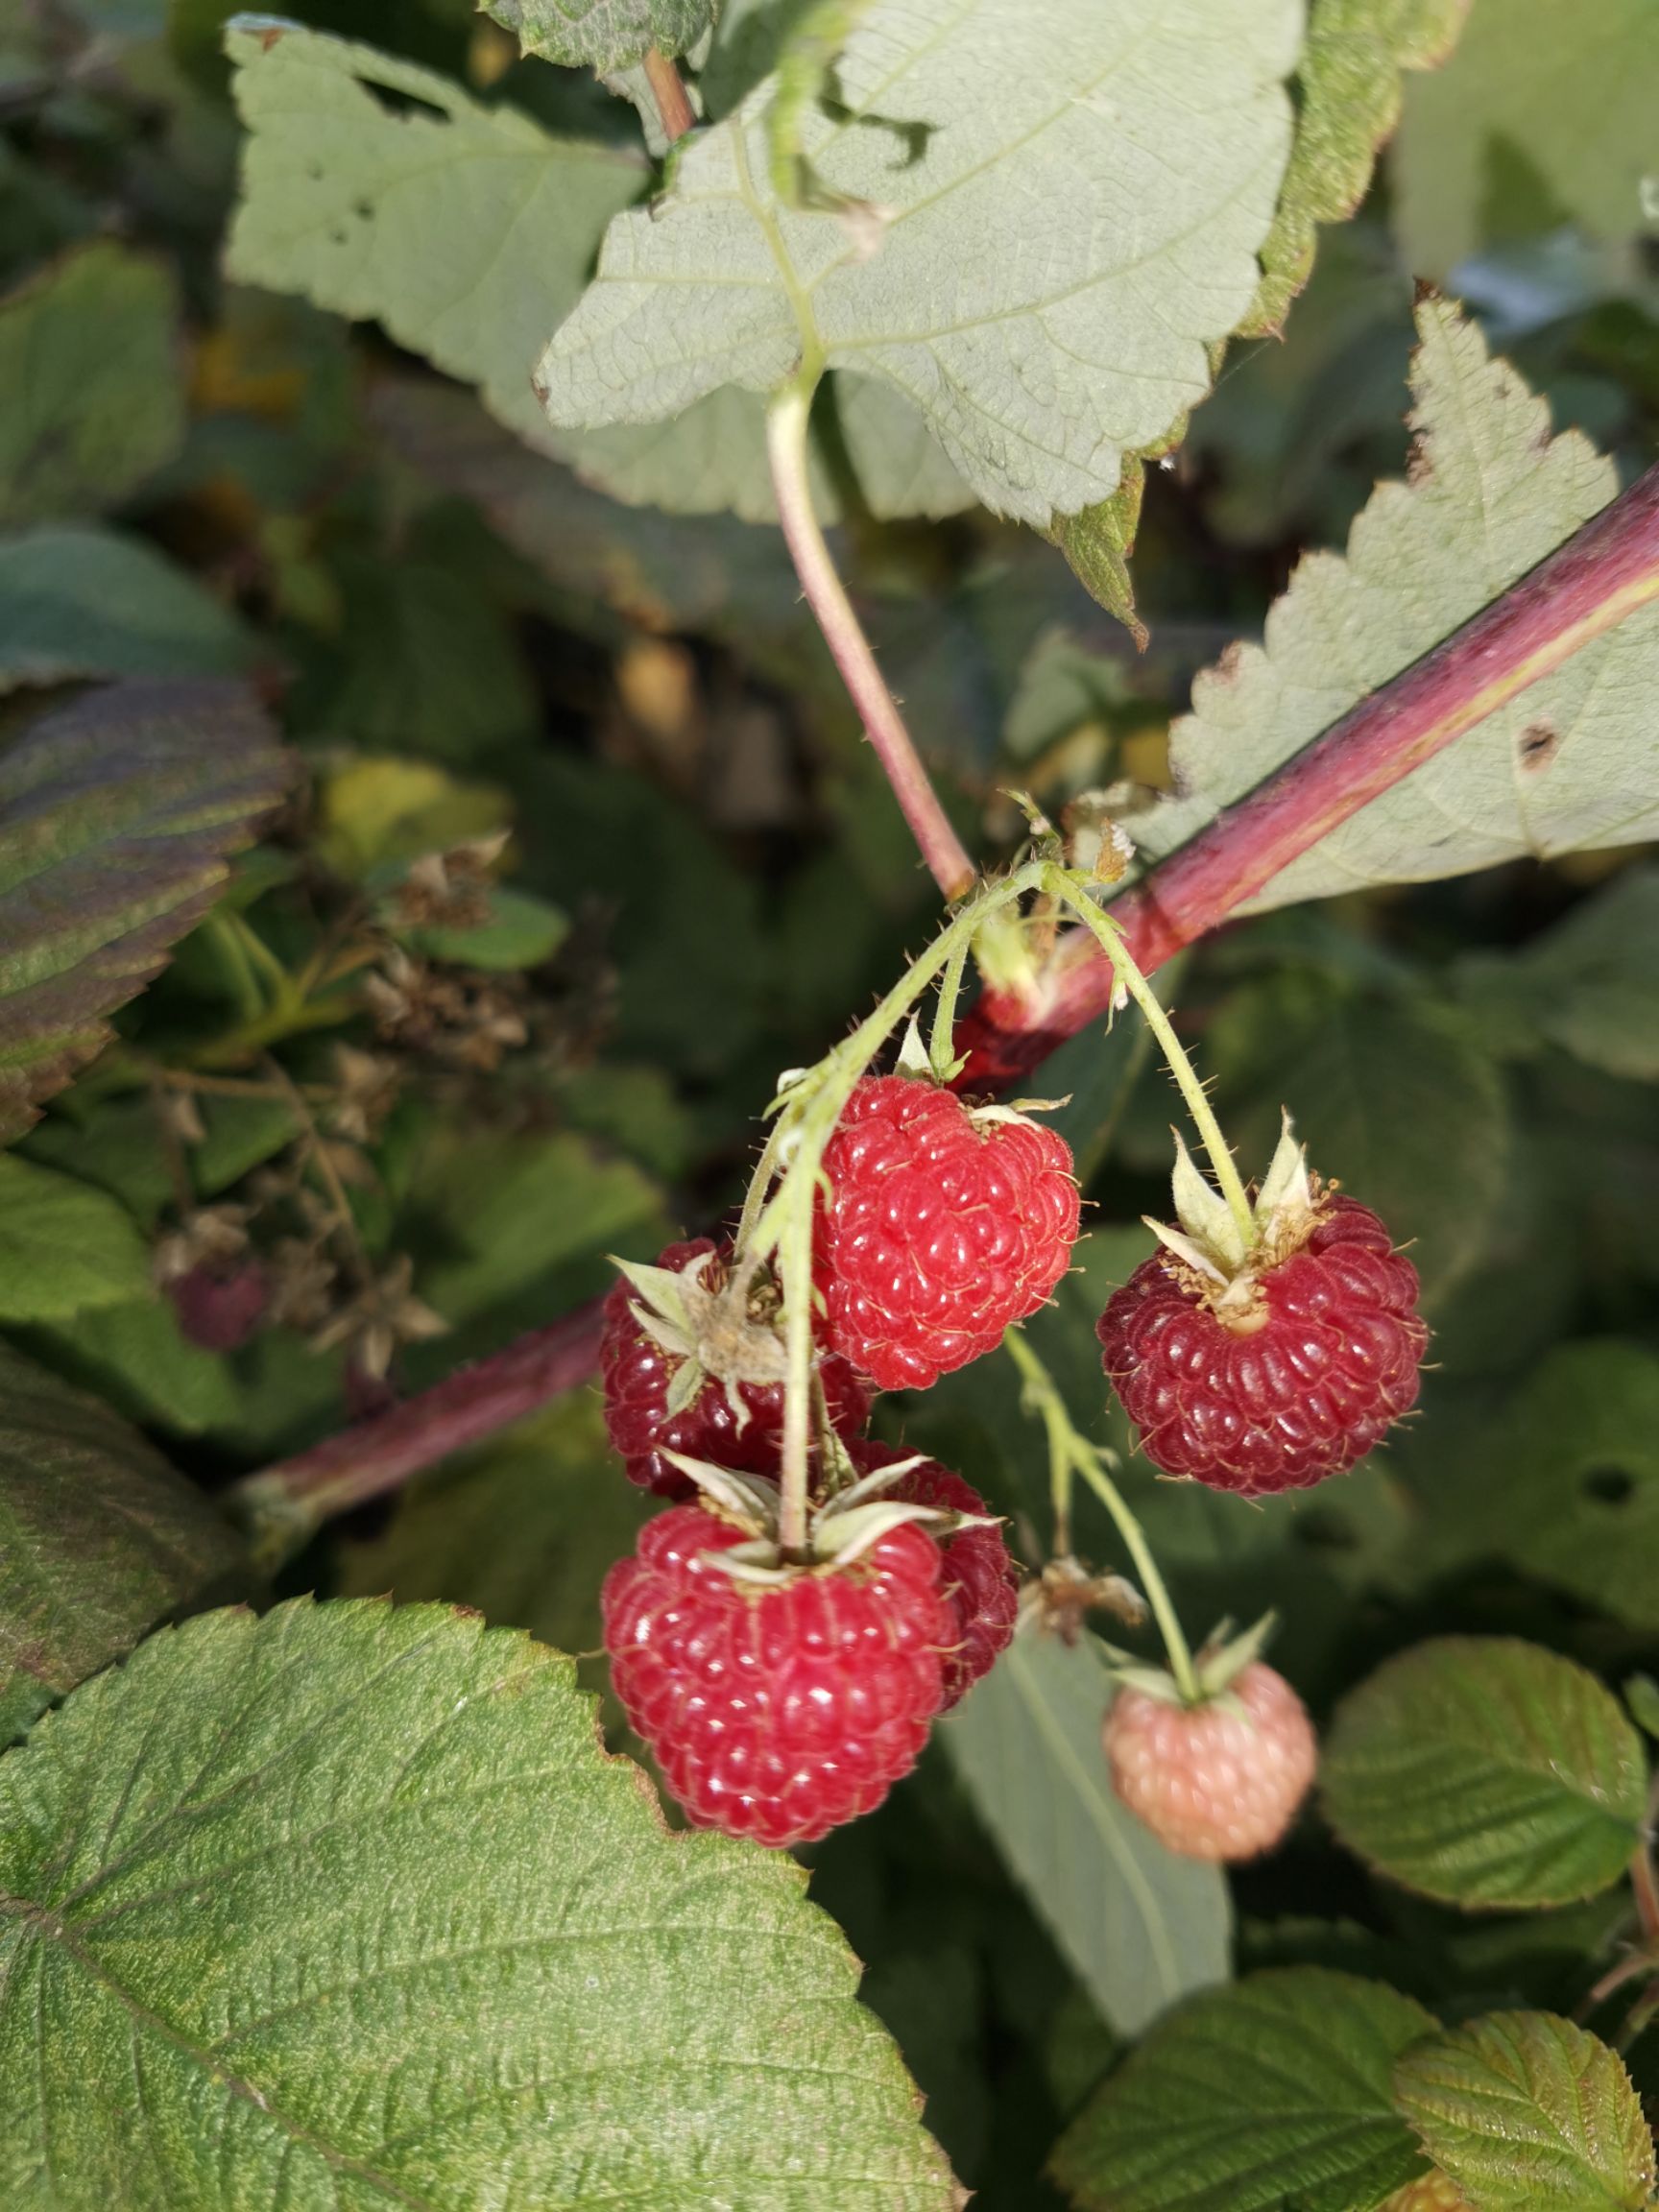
[597,1072,1426,1858]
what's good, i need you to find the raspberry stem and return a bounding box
[751,864,1048,1551]
[1004,1327,1199,1704]
[766,381,977,904]
[1042,868,1255,1248]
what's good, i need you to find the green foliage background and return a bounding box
[0,0,1657,2204]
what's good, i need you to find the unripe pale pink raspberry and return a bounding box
[1380,2175,1476,2212]
[813,1074,1080,1392]
[1103,1661,1316,1863]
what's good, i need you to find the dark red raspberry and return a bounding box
[849,1440,1018,1708]
[602,1501,953,1845]
[601,1238,872,1497]
[813,1075,1080,1392]
[1097,1195,1427,1496]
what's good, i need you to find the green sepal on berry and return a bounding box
[1146,1111,1320,1326]
[610,1246,787,1422]
[659,1446,999,1586]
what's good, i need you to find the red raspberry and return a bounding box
[602,1238,872,1497]
[1104,1661,1316,1863]
[1098,1196,1427,1496]
[849,1440,1018,1708]
[813,1075,1080,1392]
[602,1501,954,1845]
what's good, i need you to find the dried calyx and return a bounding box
[611,1244,790,1421]
[661,1445,998,1587]
[1145,1111,1329,1334]
[1109,1613,1277,1713]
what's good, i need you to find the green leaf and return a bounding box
[483,0,714,69]
[1129,297,1659,900]
[1393,2011,1656,2212]
[537,0,1302,527]
[0,1156,150,1319]
[0,679,291,1142]
[0,1343,245,1743]
[1435,1342,1659,1635]
[1050,1967,1435,2212]
[1455,866,1659,1082]
[1395,0,1659,278]
[1243,0,1467,335]
[1321,1637,1648,1909]
[0,527,256,691]
[401,1125,668,1367]
[0,1598,958,2210]
[0,243,186,526]
[224,20,646,456]
[315,756,511,880]
[339,1395,651,1731]
[1217,982,1508,1304]
[1626,1673,1659,1743]
[942,1630,1229,2039]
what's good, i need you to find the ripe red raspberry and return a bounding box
[1104,1661,1316,1863]
[602,1238,872,1496]
[849,1440,1018,1708]
[602,1501,954,1846]
[813,1075,1080,1392]
[1099,1195,1427,1496]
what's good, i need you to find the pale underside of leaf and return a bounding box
[220,19,969,524]
[0,680,292,1143]
[943,1629,1228,2037]
[1127,297,1659,902]
[0,1598,958,2211]
[537,0,1303,529]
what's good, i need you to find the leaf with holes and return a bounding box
[1419,1342,1659,1635]
[482,0,713,69]
[0,1598,958,2211]
[943,1629,1229,2038]
[1050,1967,1435,2212]
[1393,2011,1655,2212]
[0,1344,247,1743]
[536,0,1301,529]
[1321,1638,1648,1909]
[1127,297,1659,900]
[221,19,963,523]
[0,680,291,1142]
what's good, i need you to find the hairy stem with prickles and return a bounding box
[927,930,974,1078]
[1043,867,1254,1244]
[1004,1328,1199,1704]
[754,863,1047,1551]
[766,381,976,903]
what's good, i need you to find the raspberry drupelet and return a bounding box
[814,1075,1080,1393]
[602,1501,955,1846]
